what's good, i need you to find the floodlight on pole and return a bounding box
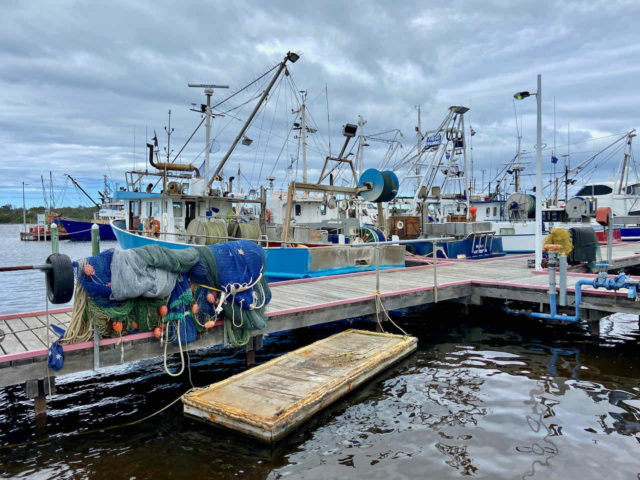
[513,76,543,271]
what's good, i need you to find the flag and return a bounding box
[470,126,476,136]
[551,153,558,164]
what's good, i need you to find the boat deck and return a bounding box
[1,241,640,388]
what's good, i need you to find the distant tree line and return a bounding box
[0,204,98,224]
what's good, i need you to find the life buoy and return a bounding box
[149,219,161,238]
[265,208,272,223]
[396,220,404,230]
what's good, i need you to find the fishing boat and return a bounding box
[382,105,506,259]
[111,51,405,281]
[58,175,124,241]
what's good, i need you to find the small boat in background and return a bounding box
[58,175,124,241]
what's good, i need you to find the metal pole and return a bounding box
[204,89,213,191]
[375,245,380,293]
[608,212,613,265]
[91,223,100,369]
[50,222,59,254]
[433,241,438,303]
[535,74,543,271]
[22,181,26,233]
[301,98,307,183]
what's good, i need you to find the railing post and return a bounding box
[432,241,438,303]
[375,244,380,293]
[91,223,100,369]
[50,222,59,254]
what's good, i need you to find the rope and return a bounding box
[60,283,92,345]
[163,320,185,377]
[373,290,409,336]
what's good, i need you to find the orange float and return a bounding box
[153,326,163,339]
[83,264,95,276]
[206,292,216,304]
[192,303,199,315]
[159,305,168,317]
[112,321,123,333]
[204,320,215,329]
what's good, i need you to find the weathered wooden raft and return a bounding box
[182,329,417,443]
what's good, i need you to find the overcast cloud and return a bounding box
[1,0,639,207]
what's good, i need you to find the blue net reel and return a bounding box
[357,169,399,203]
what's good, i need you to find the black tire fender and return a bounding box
[45,253,74,304]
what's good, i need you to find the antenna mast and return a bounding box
[188,83,229,193]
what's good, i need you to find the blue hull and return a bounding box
[408,237,506,259]
[59,218,116,241]
[111,220,405,281]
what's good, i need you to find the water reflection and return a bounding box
[1,308,639,479]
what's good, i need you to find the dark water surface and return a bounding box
[1,306,639,479]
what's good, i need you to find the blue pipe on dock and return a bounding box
[530,279,593,323]
[529,272,638,323]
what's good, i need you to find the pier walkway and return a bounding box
[2,241,640,390]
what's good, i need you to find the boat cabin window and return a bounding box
[486,207,490,216]
[295,204,301,216]
[493,207,498,216]
[576,185,612,196]
[173,202,183,218]
[146,202,152,217]
[625,183,640,195]
[320,204,326,216]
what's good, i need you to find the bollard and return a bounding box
[50,222,59,254]
[91,224,100,256]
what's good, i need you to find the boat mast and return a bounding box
[208,51,300,189]
[187,83,229,194]
[618,131,636,194]
[301,91,307,183]
[22,181,26,232]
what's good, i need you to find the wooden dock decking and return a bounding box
[2,241,640,389]
[182,329,417,443]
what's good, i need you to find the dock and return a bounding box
[2,241,640,392]
[182,329,417,443]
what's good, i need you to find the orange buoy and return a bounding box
[206,292,216,304]
[470,205,478,215]
[131,321,139,330]
[153,326,162,339]
[159,305,168,317]
[204,320,215,329]
[192,303,199,315]
[83,264,95,276]
[112,321,123,333]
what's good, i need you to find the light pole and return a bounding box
[514,74,543,270]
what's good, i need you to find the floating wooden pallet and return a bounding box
[182,329,417,443]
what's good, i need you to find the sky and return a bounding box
[1,0,639,208]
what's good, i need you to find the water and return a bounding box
[1,307,639,479]
[0,224,639,478]
[0,224,118,314]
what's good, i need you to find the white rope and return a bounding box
[163,320,185,377]
[374,291,409,336]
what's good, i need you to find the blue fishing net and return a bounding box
[211,239,269,309]
[74,249,116,307]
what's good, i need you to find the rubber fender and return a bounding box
[45,253,74,304]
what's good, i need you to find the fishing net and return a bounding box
[64,241,270,348]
